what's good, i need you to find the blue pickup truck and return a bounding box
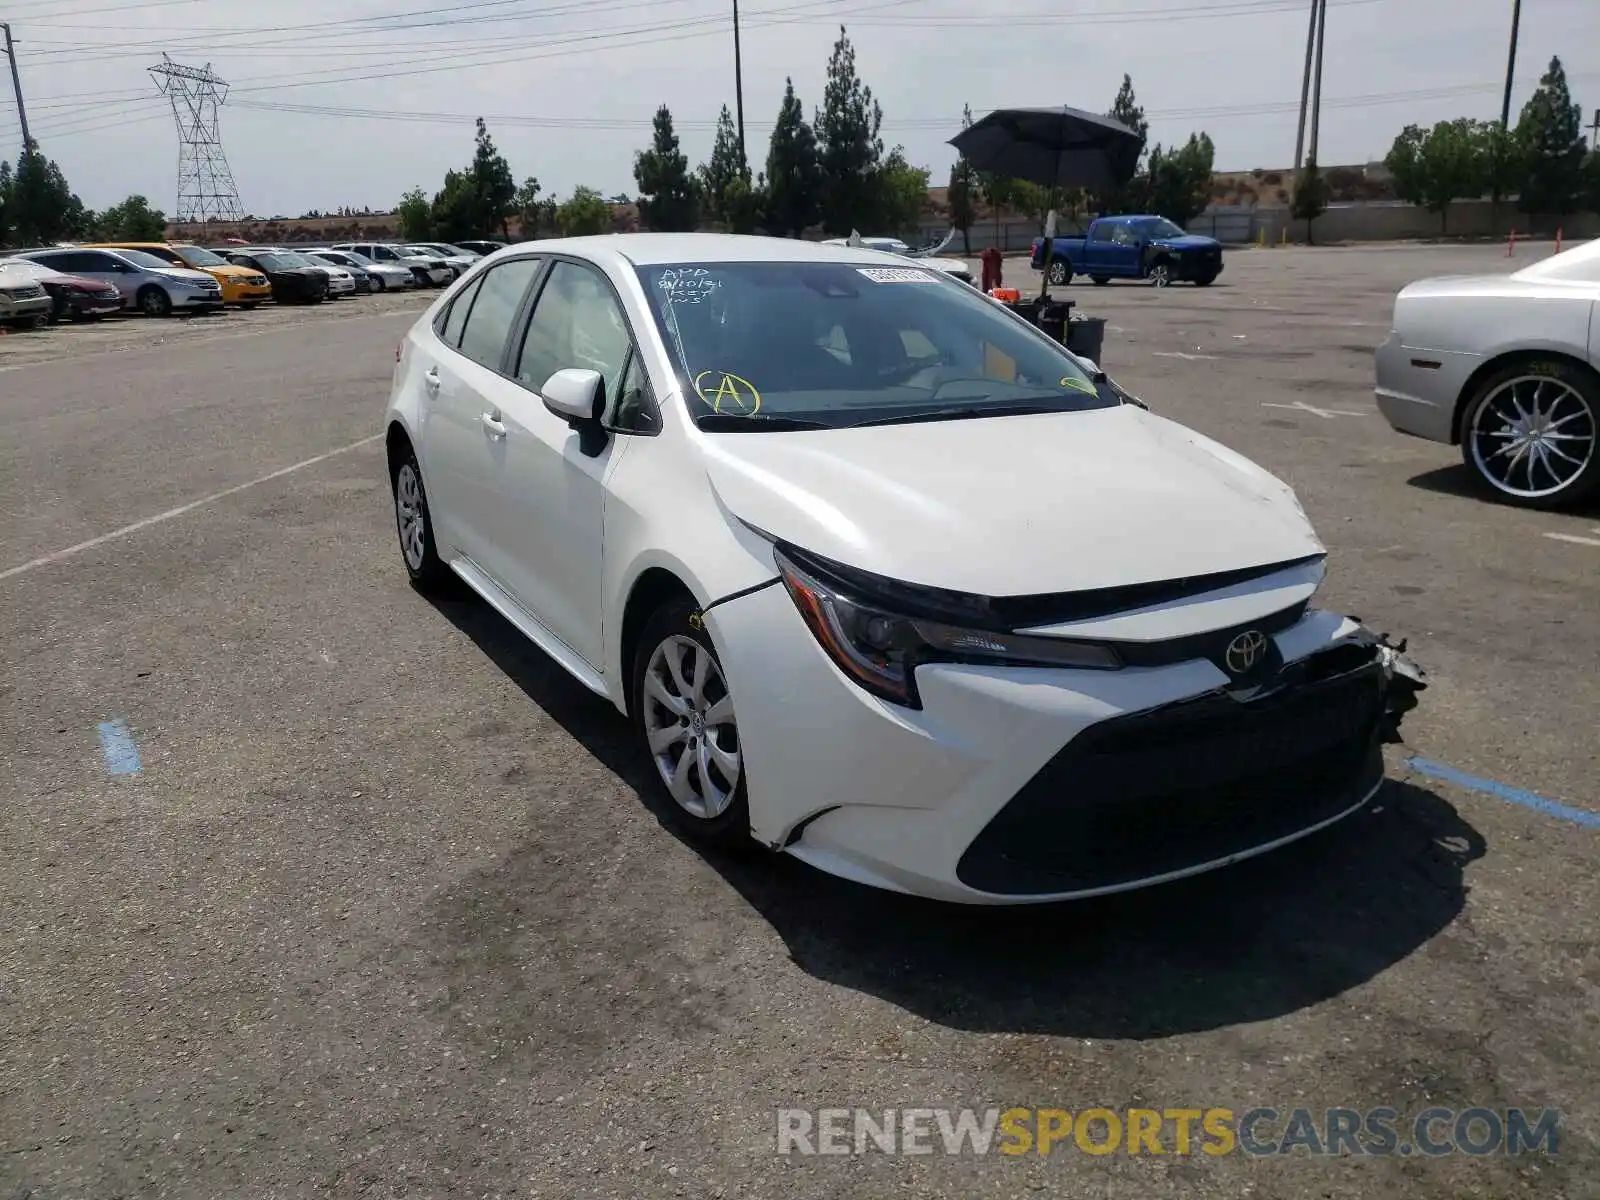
[1030,214,1224,288]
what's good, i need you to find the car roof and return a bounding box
[516,232,908,269]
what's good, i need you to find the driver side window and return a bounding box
[514,259,659,434]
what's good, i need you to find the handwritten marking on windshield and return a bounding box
[1058,376,1097,395]
[693,370,762,415]
[658,267,720,304]
[856,267,937,284]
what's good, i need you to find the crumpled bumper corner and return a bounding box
[1351,619,1429,744]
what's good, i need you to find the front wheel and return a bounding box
[1147,261,1172,288]
[1046,259,1072,286]
[137,286,173,317]
[631,599,750,848]
[370,275,386,293]
[1090,275,1110,286]
[1194,271,1218,287]
[1460,359,1600,509]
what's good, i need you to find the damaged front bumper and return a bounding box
[1351,620,1429,744]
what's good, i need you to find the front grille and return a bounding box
[955,647,1388,895]
[5,283,44,300]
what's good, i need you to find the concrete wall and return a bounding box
[917,200,1600,252]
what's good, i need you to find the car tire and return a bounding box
[239,302,259,310]
[631,597,752,850]
[370,275,386,293]
[48,295,68,324]
[1460,358,1600,510]
[15,314,44,330]
[1046,259,1072,286]
[1090,275,1110,286]
[1194,271,1218,287]
[1148,261,1172,288]
[137,286,173,317]
[391,447,453,592]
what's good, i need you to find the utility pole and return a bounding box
[2,22,32,150]
[1292,0,1320,172]
[1307,0,1328,165]
[1499,0,1522,129]
[1588,108,1599,150]
[732,0,747,168]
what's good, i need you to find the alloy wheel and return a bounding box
[1467,375,1596,501]
[641,634,741,820]
[1149,263,1171,288]
[1047,260,1069,286]
[395,462,427,571]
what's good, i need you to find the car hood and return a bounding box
[1395,273,1570,301]
[207,264,266,280]
[698,404,1321,596]
[1152,234,1221,251]
[156,266,219,284]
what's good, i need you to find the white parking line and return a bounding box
[1261,400,1367,419]
[0,434,383,585]
[1153,351,1217,361]
[1543,532,1600,548]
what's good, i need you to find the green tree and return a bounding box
[1099,73,1149,214]
[1478,120,1526,231]
[397,186,433,240]
[557,186,612,236]
[698,105,749,227]
[0,160,12,246]
[95,194,167,241]
[1143,132,1215,226]
[1291,157,1328,243]
[513,176,545,238]
[763,77,822,237]
[1583,150,1600,215]
[815,25,884,234]
[430,169,479,241]
[721,172,766,234]
[948,103,978,253]
[1514,56,1588,219]
[634,105,700,231]
[8,147,85,245]
[876,148,929,237]
[470,117,517,237]
[1384,119,1483,233]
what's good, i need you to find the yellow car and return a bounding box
[86,242,275,308]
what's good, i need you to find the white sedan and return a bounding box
[1376,238,1599,508]
[384,233,1424,903]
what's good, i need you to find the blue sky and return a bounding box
[2,0,1597,217]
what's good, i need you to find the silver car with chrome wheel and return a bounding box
[1375,239,1599,509]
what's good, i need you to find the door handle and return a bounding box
[480,412,507,439]
[423,367,441,396]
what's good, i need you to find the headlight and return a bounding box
[772,545,1120,709]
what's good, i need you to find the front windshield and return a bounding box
[635,260,1119,429]
[255,253,294,270]
[175,246,227,268]
[1142,218,1187,239]
[116,249,171,270]
[341,251,375,266]
[277,252,317,268]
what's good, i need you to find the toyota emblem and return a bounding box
[1224,629,1269,675]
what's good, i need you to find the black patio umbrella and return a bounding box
[949,105,1143,193]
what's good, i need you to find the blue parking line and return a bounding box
[96,719,142,776]
[1406,756,1600,829]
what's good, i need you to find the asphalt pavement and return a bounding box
[1,244,1596,1199]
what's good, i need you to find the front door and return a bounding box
[477,258,636,669]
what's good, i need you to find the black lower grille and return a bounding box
[956,653,1388,895]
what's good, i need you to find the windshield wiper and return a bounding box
[845,402,1072,429]
[696,412,831,431]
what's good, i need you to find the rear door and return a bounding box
[413,257,544,569]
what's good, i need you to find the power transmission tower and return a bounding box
[2,21,32,149]
[149,53,245,223]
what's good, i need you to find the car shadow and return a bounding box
[1408,463,1600,515]
[429,589,1485,1041]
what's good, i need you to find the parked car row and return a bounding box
[0,239,509,327]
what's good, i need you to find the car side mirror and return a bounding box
[541,368,608,457]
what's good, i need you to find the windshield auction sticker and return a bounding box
[856,267,937,284]
[693,370,762,415]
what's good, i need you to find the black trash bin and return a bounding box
[1066,314,1106,365]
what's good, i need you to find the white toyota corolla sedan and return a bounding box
[383,233,1424,904]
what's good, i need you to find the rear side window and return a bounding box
[455,259,542,369]
[1090,224,1115,243]
[436,276,485,349]
[142,246,182,264]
